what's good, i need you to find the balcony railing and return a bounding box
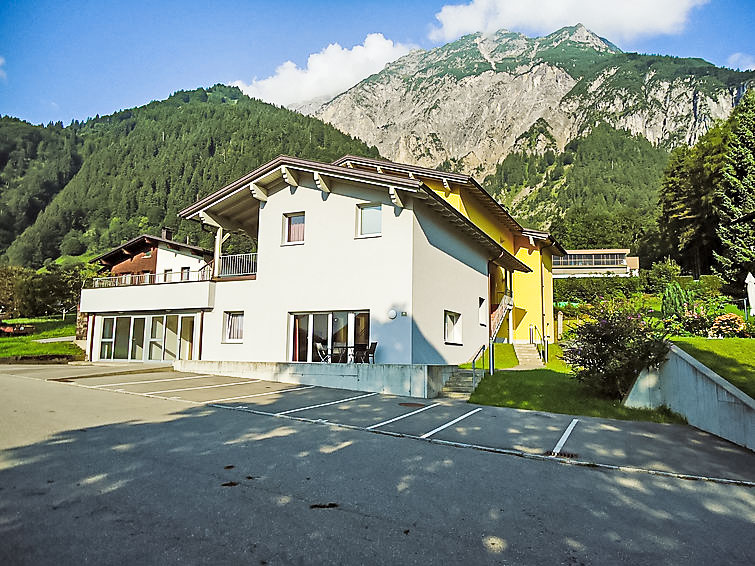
[86,268,213,289]
[217,253,257,277]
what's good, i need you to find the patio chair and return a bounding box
[315,342,331,363]
[357,341,377,364]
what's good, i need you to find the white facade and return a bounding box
[82,171,495,366]
[154,245,208,280]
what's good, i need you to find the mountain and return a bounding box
[1,85,379,267]
[315,24,754,178]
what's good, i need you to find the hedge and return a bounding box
[554,276,641,304]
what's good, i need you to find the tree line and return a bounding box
[1,84,379,267]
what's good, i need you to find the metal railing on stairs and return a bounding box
[471,344,486,389]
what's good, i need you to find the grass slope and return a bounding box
[0,315,83,359]
[672,337,755,399]
[469,344,685,424]
[460,343,518,371]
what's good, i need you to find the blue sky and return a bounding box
[1,0,753,125]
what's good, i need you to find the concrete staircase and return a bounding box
[441,369,477,399]
[511,343,544,370]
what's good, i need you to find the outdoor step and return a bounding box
[440,391,471,400]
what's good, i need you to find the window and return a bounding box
[163,268,172,283]
[444,310,462,345]
[357,203,381,237]
[284,212,305,244]
[478,297,487,326]
[289,310,369,363]
[180,267,190,281]
[224,312,244,342]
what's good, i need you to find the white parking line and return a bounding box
[92,374,214,388]
[551,419,579,456]
[366,403,441,430]
[419,408,482,439]
[205,385,317,403]
[145,379,261,394]
[275,392,378,415]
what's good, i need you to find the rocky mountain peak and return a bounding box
[314,26,753,178]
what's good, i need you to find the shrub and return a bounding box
[708,313,746,337]
[641,258,681,294]
[660,282,690,320]
[562,299,669,399]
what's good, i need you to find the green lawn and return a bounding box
[0,315,83,359]
[469,344,686,424]
[672,337,755,399]
[460,343,518,371]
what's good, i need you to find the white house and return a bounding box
[80,155,532,395]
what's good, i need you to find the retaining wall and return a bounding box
[626,344,754,451]
[173,360,455,399]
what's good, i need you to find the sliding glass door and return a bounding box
[100,313,196,361]
[289,310,369,363]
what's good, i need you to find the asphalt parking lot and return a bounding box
[2,363,754,565]
[34,365,755,483]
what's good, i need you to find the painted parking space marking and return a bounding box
[45,373,755,487]
[204,385,317,403]
[419,407,482,439]
[145,379,262,395]
[366,403,442,430]
[90,374,215,388]
[551,418,579,456]
[275,392,378,415]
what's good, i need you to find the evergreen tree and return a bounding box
[713,89,755,287]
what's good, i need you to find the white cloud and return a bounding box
[727,52,755,71]
[233,33,414,107]
[0,56,6,80]
[428,0,709,43]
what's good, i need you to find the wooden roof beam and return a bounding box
[389,187,405,208]
[249,182,268,202]
[281,165,299,187]
[313,172,331,193]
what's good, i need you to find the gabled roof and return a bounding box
[91,234,212,268]
[333,156,566,257]
[333,155,525,234]
[179,155,531,273]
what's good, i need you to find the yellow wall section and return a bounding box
[424,176,555,344]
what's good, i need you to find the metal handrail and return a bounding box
[217,253,257,277]
[471,344,486,388]
[529,324,547,363]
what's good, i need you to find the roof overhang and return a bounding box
[333,155,525,235]
[520,228,567,256]
[180,155,531,273]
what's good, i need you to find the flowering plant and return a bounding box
[562,298,670,399]
[708,313,746,338]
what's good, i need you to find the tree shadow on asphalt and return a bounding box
[1,402,753,565]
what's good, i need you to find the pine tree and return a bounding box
[713,89,755,287]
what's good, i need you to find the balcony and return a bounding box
[217,253,257,278]
[85,253,258,290]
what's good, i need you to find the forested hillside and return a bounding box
[0,118,81,255]
[483,124,670,264]
[2,85,379,267]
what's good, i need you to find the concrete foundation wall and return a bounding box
[626,344,754,451]
[174,360,455,398]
